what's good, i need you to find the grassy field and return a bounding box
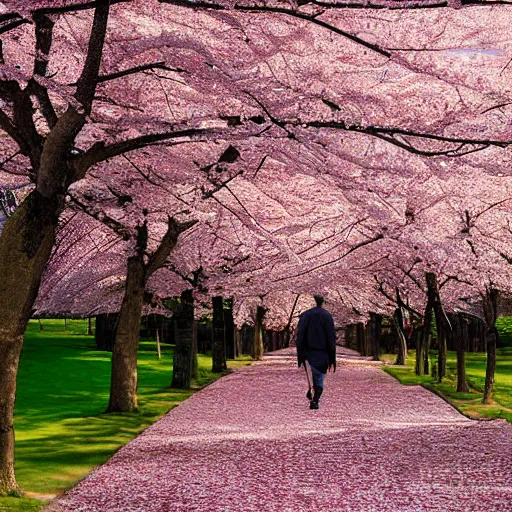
[1,319,249,512]
[383,348,512,424]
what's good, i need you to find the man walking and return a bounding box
[296,295,336,409]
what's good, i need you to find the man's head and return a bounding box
[314,295,324,307]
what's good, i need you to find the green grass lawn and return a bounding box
[1,319,249,512]
[383,348,512,424]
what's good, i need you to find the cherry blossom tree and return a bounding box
[2,0,512,496]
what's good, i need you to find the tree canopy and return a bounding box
[1,0,512,324]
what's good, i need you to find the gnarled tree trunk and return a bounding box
[0,192,60,494]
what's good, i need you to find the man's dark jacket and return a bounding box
[296,306,336,374]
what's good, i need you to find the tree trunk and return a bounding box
[393,310,408,365]
[156,328,162,360]
[242,324,253,355]
[106,254,145,413]
[437,324,447,381]
[419,273,452,380]
[95,313,117,351]
[453,314,469,393]
[364,323,372,357]
[212,296,227,372]
[252,306,265,361]
[271,331,278,352]
[356,322,365,355]
[344,324,355,350]
[0,339,23,495]
[223,299,235,360]
[415,327,424,376]
[172,290,194,389]
[423,331,431,376]
[483,327,498,403]
[191,320,198,378]
[369,313,381,361]
[0,191,61,494]
[284,328,291,349]
[87,317,93,336]
[235,329,242,358]
[482,288,499,403]
[416,295,433,376]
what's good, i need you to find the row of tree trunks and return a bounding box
[262,330,289,352]
[443,316,486,352]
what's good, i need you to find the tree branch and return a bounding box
[159,0,391,57]
[272,233,384,282]
[73,127,215,177]
[75,0,111,114]
[67,192,131,240]
[96,62,186,83]
[301,120,507,156]
[26,13,58,128]
[145,217,198,278]
[0,81,43,168]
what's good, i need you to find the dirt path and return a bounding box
[48,350,512,512]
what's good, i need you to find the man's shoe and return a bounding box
[309,400,319,409]
[313,386,323,403]
[306,389,312,400]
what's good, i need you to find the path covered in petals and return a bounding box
[48,349,512,512]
